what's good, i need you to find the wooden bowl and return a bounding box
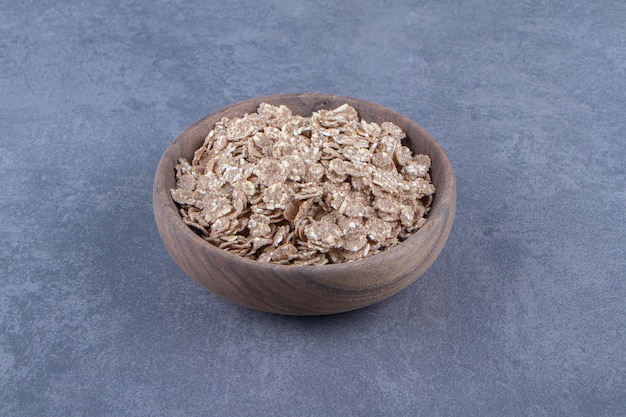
[153,93,456,315]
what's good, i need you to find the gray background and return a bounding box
[1,0,625,416]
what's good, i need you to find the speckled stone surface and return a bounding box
[1,1,625,416]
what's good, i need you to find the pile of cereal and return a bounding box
[171,103,435,265]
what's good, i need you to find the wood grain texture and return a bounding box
[153,93,456,315]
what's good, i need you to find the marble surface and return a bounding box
[1,1,625,415]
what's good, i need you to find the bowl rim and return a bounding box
[154,92,456,273]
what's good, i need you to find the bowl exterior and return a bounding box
[153,93,456,315]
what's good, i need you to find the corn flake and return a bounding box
[171,103,435,264]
